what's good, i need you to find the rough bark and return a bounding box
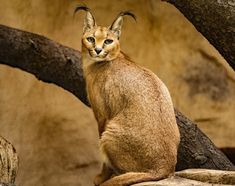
[0,24,234,173]
[163,0,235,70]
[0,136,18,184]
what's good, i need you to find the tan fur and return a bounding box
[77,7,180,186]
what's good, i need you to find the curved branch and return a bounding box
[163,0,235,70]
[0,24,87,105]
[0,24,234,173]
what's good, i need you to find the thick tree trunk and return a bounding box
[163,0,235,70]
[0,136,18,184]
[0,24,234,174]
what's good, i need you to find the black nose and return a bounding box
[95,48,102,54]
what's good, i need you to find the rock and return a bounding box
[133,177,211,186]
[133,169,235,186]
[133,176,235,185]
[175,169,235,185]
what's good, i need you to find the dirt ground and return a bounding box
[0,0,234,185]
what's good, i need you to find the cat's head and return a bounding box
[74,6,136,62]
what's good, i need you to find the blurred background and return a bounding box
[0,0,234,185]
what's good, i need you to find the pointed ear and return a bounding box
[74,6,96,33]
[109,11,136,39]
[84,11,96,32]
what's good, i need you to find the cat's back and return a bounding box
[103,53,170,102]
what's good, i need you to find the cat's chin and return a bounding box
[91,56,107,62]
[88,55,113,62]
[87,53,117,62]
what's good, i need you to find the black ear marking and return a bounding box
[110,11,136,30]
[117,11,137,22]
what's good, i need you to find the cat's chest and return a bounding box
[87,76,107,108]
[86,73,114,107]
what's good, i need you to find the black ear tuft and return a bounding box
[74,5,90,16]
[118,11,137,22]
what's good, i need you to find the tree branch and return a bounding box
[0,24,87,105]
[175,110,234,170]
[0,24,234,173]
[163,0,235,70]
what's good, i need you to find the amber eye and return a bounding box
[87,37,95,43]
[104,39,113,45]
